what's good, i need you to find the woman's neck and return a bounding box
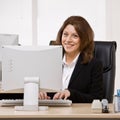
[65,52,80,65]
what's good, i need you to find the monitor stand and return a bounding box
[15,77,40,111]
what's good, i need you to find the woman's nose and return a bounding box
[65,36,72,42]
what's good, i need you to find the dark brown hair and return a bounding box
[53,16,94,64]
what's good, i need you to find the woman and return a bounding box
[39,16,103,103]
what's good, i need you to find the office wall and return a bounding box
[0,0,32,45]
[0,0,120,92]
[37,0,106,45]
[106,0,120,92]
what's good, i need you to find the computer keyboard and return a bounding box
[39,99,72,106]
[0,99,72,107]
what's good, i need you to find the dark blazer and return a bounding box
[68,54,103,103]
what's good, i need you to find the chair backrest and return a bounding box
[94,41,117,103]
[49,40,117,103]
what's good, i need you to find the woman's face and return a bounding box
[62,24,81,55]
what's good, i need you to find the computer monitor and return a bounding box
[1,45,62,93]
[0,34,18,45]
[0,34,19,81]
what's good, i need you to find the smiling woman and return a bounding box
[39,16,103,103]
[56,16,95,64]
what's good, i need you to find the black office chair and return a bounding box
[94,41,117,103]
[50,40,117,103]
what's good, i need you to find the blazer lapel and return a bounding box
[68,54,83,86]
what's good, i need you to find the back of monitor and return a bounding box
[0,34,19,81]
[1,46,62,92]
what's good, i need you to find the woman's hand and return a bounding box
[53,90,70,100]
[39,92,50,99]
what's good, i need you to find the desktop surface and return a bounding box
[0,104,119,119]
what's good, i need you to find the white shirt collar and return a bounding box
[62,52,80,67]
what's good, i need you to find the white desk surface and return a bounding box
[0,104,120,119]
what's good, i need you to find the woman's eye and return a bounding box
[63,33,68,37]
[72,34,79,38]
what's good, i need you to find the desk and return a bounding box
[0,104,120,120]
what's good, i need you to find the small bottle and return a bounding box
[101,99,109,113]
[114,89,120,113]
